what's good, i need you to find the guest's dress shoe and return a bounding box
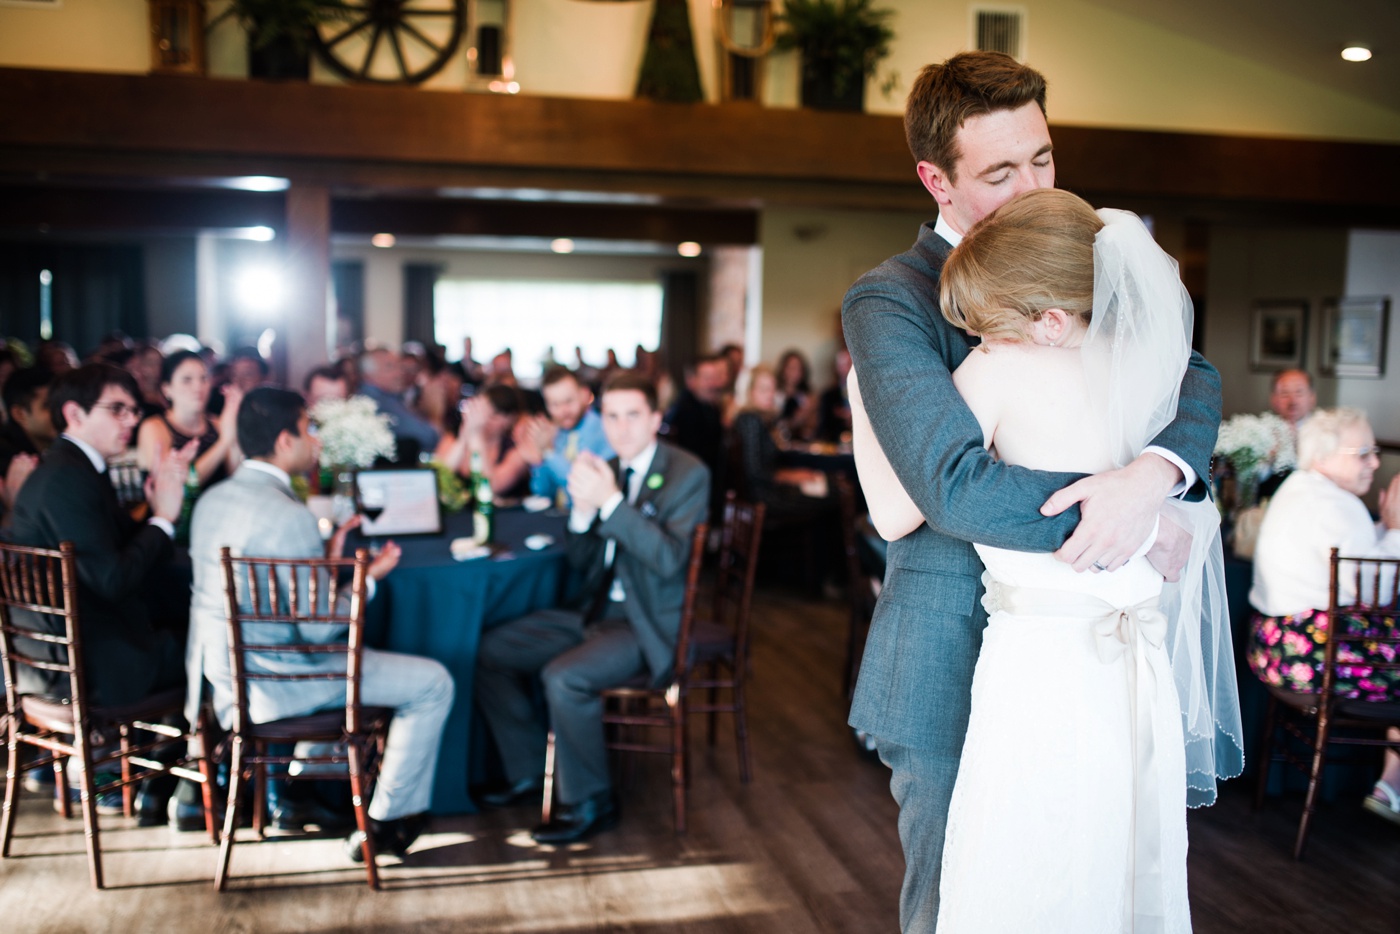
[269,797,356,835]
[478,775,545,809]
[344,812,429,863]
[133,793,206,832]
[530,792,617,844]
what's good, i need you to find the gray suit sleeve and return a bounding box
[1148,350,1222,501]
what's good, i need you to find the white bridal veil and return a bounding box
[1083,208,1245,806]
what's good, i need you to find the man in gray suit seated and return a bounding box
[187,387,454,861]
[475,372,710,843]
[843,53,1222,932]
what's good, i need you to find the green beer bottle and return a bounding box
[470,449,494,545]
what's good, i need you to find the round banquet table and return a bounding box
[353,507,571,814]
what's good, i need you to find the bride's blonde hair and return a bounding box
[940,188,1103,343]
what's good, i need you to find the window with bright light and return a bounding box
[434,279,664,379]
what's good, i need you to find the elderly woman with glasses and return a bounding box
[1248,406,1400,825]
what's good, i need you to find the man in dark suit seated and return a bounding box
[8,363,196,709]
[475,372,710,843]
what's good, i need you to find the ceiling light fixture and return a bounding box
[551,238,576,254]
[677,242,702,257]
[1341,46,1372,62]
[371,233,396,248]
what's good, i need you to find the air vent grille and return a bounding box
[973,7,1025,60]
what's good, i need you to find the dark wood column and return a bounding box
[283,183,332,390]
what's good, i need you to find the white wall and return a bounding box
[758,206,929,391]
[1337,231,1400,444]
[1202,226,1349,419]
[4,0,1398,143]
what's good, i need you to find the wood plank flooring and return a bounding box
[0,586,1396,932]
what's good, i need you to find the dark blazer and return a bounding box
[842,221,1222,755]
[565,441,710,684]
[7,437,176,707]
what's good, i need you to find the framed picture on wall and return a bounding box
[1320,296,1390,378]
[1249,300,1308,371]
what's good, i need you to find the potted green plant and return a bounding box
[209,0,349,80]
[775,0,894,112]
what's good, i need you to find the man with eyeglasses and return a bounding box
[8,363,197,710]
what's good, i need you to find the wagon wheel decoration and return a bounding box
[314,0,467,85]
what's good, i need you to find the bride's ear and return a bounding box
[1033,308,1071,346]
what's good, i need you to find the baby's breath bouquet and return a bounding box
[1214,412,1296,510]
[310,396,396,469]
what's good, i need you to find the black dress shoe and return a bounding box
[530,792,618,845]
[344,812,429,863]
[478,775,546,809]
[269,797,357,835]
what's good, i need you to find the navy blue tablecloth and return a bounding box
[356,507,569,814]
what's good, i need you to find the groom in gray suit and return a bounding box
[187,387,454,861]
[842,53,1222,932]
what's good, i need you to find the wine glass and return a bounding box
[358,482,387,552]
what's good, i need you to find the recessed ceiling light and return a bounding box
[371,233,396,248]
[1341,46,1372,62]
[551,238,575,254]
[677,241,702,257]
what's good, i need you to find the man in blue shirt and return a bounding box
[516,366,613,506]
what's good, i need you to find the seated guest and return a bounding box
[475,373,709,843]
[1270,368,1317,430]
[730,365,831,520]
[0,367,57,525]
[8,363,195,708]
[775,348,818,441]
[414,359,464,441]
[663,355,726,478]
[188,387,454,858]
[450,337,485,387]
[1248,407,1400,824]
[358,347,440,462]
[437,384,532,498]
[35,340,78,375]
[816,347,854,442]
[136,350,242,493]
[123,343,167,420]
[514,366,613,507]
[303,364,349,409]
[226,346,270,395]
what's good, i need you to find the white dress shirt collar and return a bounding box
[934,213,963,248]
[618,441,659,499]
[241,458,293,491]
[61,433,108,474]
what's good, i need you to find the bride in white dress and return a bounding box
[850,189,1242,933]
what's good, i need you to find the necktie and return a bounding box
[619,466,634,504]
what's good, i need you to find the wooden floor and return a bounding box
[0,585,1397,932]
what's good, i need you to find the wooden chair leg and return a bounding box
[346,741,379,890]
[706,663,719,747]
[75,740,104,890]
[251,755,267,838]
[540,729,556,825]
[1,728,19,859]
[734,668,752,785]
[1254,696,1279,811]
[1294,709,1333,860]
[54,756,71,820]
[196,712,220,844]
[670,694,686,835]
[215,740,245,892]
[119,723,134,818]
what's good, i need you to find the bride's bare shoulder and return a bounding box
[953,341,1036,388]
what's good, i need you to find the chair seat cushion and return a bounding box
[19,688,186,734]
[690,618,735,664]
[247,706,393,742]
[1336,698,1400,722]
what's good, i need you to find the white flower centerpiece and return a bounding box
[1213,412,1297,512]
[310,397,396,518]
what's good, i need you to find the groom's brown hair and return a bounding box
[904,52,1048,183]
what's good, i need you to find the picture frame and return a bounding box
[1249,300,1308,371]
[1319,296,1390,379]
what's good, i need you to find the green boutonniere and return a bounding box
[646,473,664,490]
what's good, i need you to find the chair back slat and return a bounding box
[711,493,764,668]
[0,541,87,729]
[219,547,372,737]
[1322,549,1400,697]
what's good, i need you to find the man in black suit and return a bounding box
[475,372,710,843]
[8,364,195,709]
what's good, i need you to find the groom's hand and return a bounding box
[1145,513,1190,582]
[1041,453,1182,572]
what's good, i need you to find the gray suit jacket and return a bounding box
[565,441,710,685]
[187,464,351,728]
[842,221,1221,755]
